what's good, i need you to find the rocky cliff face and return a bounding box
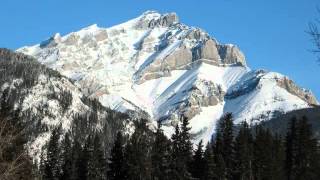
[18,11,318,143]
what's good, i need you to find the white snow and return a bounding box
[16,10,316,145]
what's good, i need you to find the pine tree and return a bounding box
[285,117,298,180]
[169,117,193,180]
[180,116,193,169]
[76,136,90,180]
[213,113,235,179]
[295,116,320,179]
[44,126,62,180]
[253,126,274,180]
[271,134,285,180]
[151,122,171,180]
[88,134,107,180]
[234,121,253,180]
[60,133,72,180]
[213,130,227,180]
[124,119,152,180]
[191,140,205,179]
[203,142,216,180]
[169,125,182,179]
[70,139,84,180]
[108,131,125,180]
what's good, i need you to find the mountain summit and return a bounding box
[18,11,318,143]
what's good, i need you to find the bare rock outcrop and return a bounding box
[192,39,220,65]
[137,45,193,83]
[94,30,108,41]
[277,77,318,105]
[176,80,225,120]
[218,44,246,66]
[135,11,179,29]
[63,34,80,46]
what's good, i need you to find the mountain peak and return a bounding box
[17,11,317,144]
[135,10,179,29]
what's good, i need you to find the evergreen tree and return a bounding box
[124,119,152,180]
[213,131,227,180]
[169,125,182,179]
[180,116,193,167]
[70,139,83,180]
[271,134,285,180]
[285,117,298,180]
[108,131,125,180]
[253,126,274,180]
[76,136,90,180]
[203,142,216,180]
[234,121,253,180]
[151,122,171,180]
[295,116,319,179]
[88,134,107,180]
[191,140,205,179]
[169,117,193,180]
[213,113,235,179]
[44,126,62,180]
[59,133,72,180]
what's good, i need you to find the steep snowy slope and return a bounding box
[18,11,318,142]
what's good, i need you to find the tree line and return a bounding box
[37,113,320,180]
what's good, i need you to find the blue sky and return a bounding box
[1,0,319,99]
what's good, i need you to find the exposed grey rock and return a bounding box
[137,45,193,83]
[82,34,93,44]
[94,30,108,41]
[186,29,209,41]
[277,77,318,105]
[218,44,246,66]
[135,12,179,29]
[164,45,193,69]
[172,80,225,120]
[193,39,220,63]
[63,34,80,46]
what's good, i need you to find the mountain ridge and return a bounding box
[17,10,318,143]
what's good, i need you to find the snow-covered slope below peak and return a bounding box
[16,11,318,142]
[17,10,247,114]
[224,70,317,124]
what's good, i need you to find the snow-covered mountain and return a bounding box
[18,11,318,143]
[0,48,128,160]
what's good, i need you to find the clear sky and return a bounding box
[1,0,319,99]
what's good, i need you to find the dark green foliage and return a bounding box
[70,140,82,180]
[190,140,205,179]
[253,126,286,180]
[213,113,235,179]
[252,126,274,180]
[151,122,171,180]
[108,131,126,180]
[88,134,107,180]
[59,133,72,180]
[285,116,320,180]
[169,117,193,180]
[286,117,298,180]
[234,121,254,180]
[271,134,286,180]
[203,142,216,180]
[44,126,62,180]
[124,119,153,180]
